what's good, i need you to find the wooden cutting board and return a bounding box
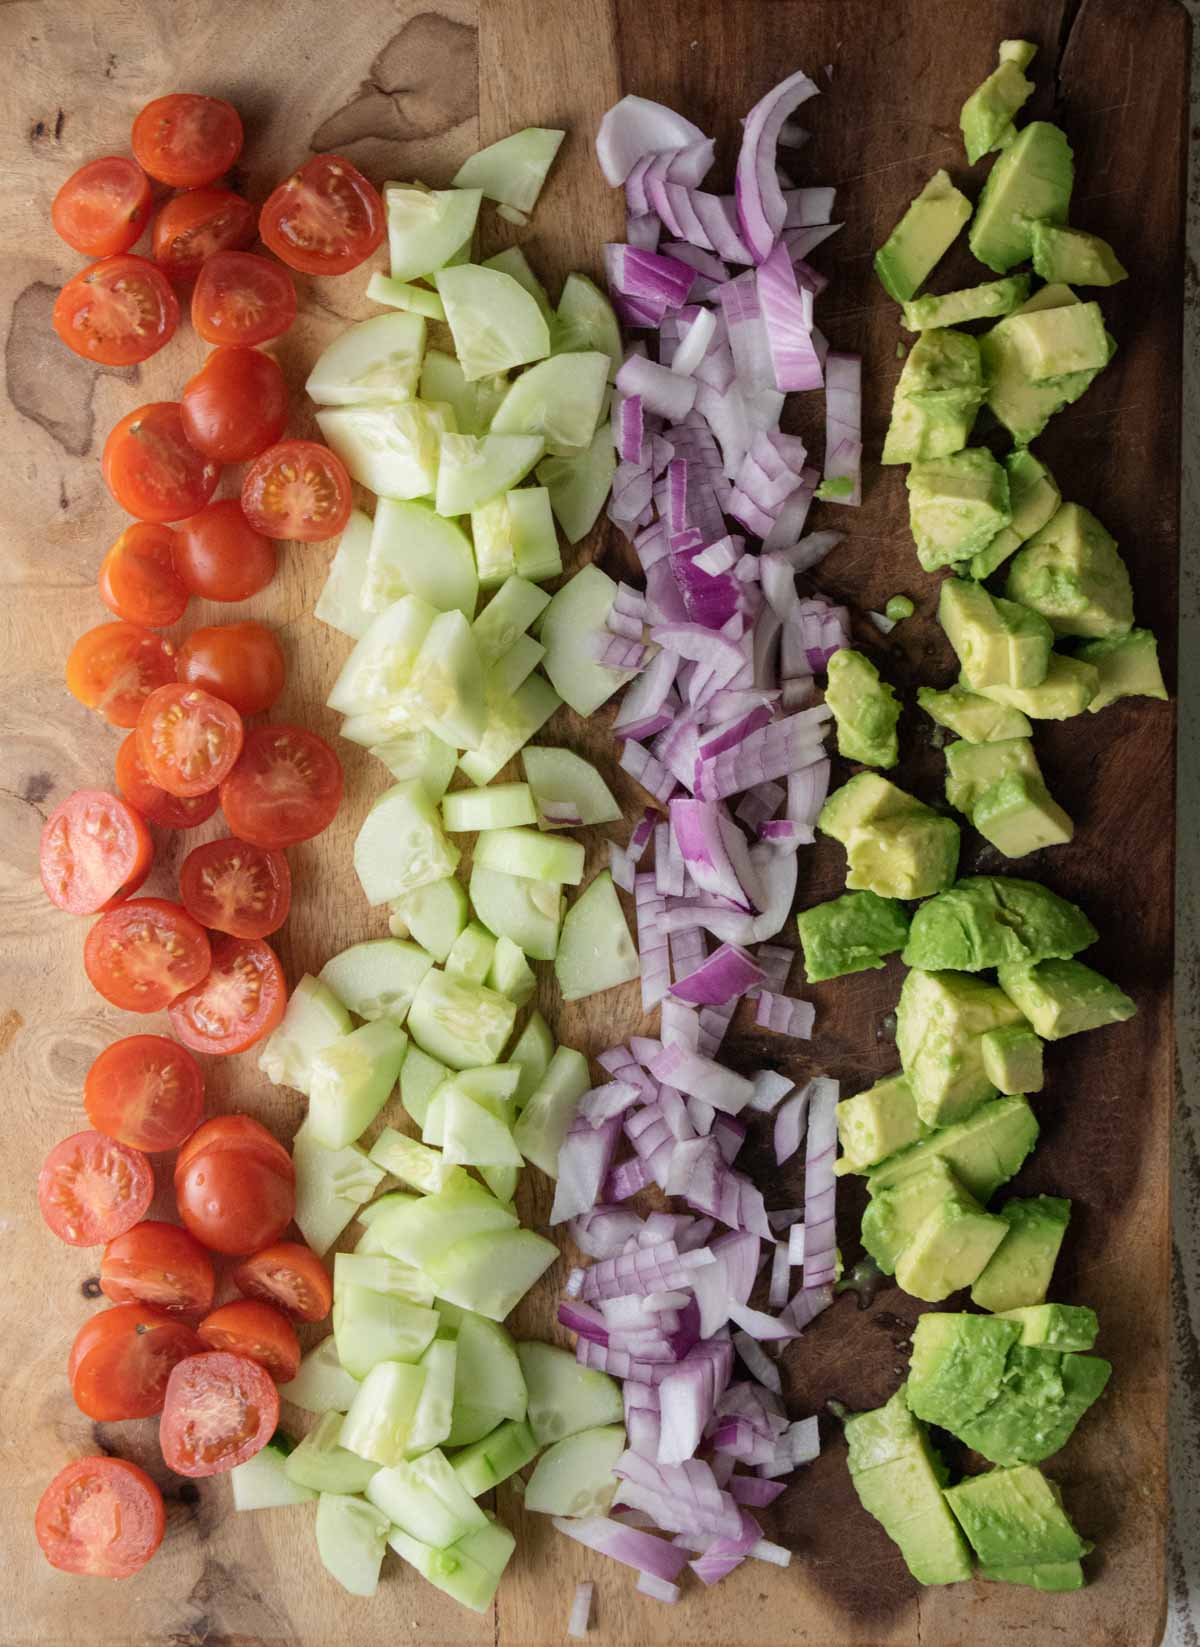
[0,0,1186,1643]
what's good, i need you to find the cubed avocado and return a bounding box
[875,169,973,303]
[907,450,1012,571]
[917,685,1033,743]
[969,122,1074,273]
[970,450,1062,581]
[837,1072,928,1175]
[825,649,901,768]
[907,1311,1021,1428]
[861,1157,963,1272]
[944,1465,1091,1566]
[972,772,1075,856]
[1078,628,1168,711]
[968,652,1101,719]
[956,1347,1112,1465]
[1006,503,1134,639]
[895,968,1026,1127]
[867,1093,1039,1203]
[901,275,1030,332]
[971,1195,1071,1312]
[939,580,1054,692]
[895,1184,1009,1301]
[980,286,1114,445]
[902,876,1097,973]
[960,42,1037,164]
[997,957,1136,1039]
[944,736,1041,816]
[1031,222,1128,287]
[1017,282,1080,314]
[798,890,910,984]
[996,1303,1099,1352]
[844,813,961,901]
[1001,301,1111,382]
[979,1558,1086,1591]
[981,1024,1045,1094]
[818,772,923,844]
[881,329,984,465]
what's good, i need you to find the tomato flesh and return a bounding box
[52,157,153,259]
[177,622,286,716]
[152,186,255,282]
[132,93,243,188]
[241,439,352,542]
[103,401,221,524]
[135,683,244,799]
[179,836,291,939]
[84,1034,205,1152]
[53,255,179,366]
[192,251,296,347]
[171,499,277,602]
[115,733,221,830]
[180,347,289,464]
[160,1351,279,1477]
[100,1221,215,1315]
[69,1303,205,1421]
[66,622,177,728]
[197,1300,301,1382]
[260,153,385,275]
[219,723,343,847]
[36,1456,165,1579]
[174,1135,294,1256]
[98,521,189,628]
[233,1241,332,1323]
[38,1131,154,1248]
[40,789,153,915]
[175,1115,293,1180]
[168,935,286,1057]
[84,897,212,1013]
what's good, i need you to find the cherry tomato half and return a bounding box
[115,732,221,830]
[66,622,177,728]
[84,1034,205,1152]
[219,724,343,848]
[174,1124,294,1255]
[260,153,385,276]
[53,254,179,366]
[197,1299,300,1382]
[168,935,286,1058]
[132,93,243,189]
[175,1114,293,1180]
[38,1130,154,1247]
[136,683,244,799]
[178,836,291,938]
[233,1240,331,1323]
[52,157,153,259]
[152,186,255,282]
[177,622,285,716]
[180,347,289,464]
[192,251,296,347]
[84,898,211,1013]
[36,1456,165,1579]
[100,1221,215,1315]
[69,1303,204,1421]
[98,522,189,628]
[40,789,153,915]
[103,402,221,524]
[171,499,277,602]
[160,1351,278,1476]
[241,439,352,542]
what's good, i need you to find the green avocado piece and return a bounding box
[825,649,901,768]
[903,876,1096,972]
[895,1183,1009,1302]
[844,1386,975,1585]
[944,736,1041,817]
[798,890,910,984]
[1031,222,1128,287]
[861,1158,963,1272]
[979,1558,1086,1591]
[867,1093,1038,1203]
[967,652,1100,719]
[980,284,1114,444]
[997,957,1136,1039]
[836,1071,929,1175]
[907,449,1012,571]
[960,42,1037,164]
[845,813,961,901]
[956,1347,1112,1466]
[881,329,984,466]
[972,772,1075,856]
[971,1195,1071,1312]
[895,968,1026,1127]
[981,1024,1045,1094]
[939,579,1053,692]
[996,1303,1099,1352]
[875,169,974,303]
[1077,627,1169,711]
[818,772,926,844]
[944,1464,1091,1565]
[1006,503,1134,639]
[901,275,1030,332]
[1001,301,1111,381]
[969,122,1074,273]
[917,685,1032,744]
[970,450,1062,581]
[908,1312,1022,1429]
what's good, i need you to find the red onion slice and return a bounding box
[734,69,821,261]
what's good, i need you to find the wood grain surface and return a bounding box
[0,1,1186,1644]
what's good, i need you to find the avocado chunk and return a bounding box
[981,1024,1045,1094]
[917,685,1032,744]
[996,957,1136,1039]
[980,1558,1086,1591]
[944,735,1041,817]
[967,652,1100,719]
[895,1183,1009,1301]
[896,968,1026,1126]
[996,1303,1099,1352]
[825,649,901,768]
[972,772,1075,856]
[907,450,1012,571]
[901,275,1029,332]
[1077,627,1169,711]
[861,1158,963,1272]
[818,772,922,843]
[944,1464,1091,1565]
[798,890,910,984]
[881,329,984,465]
[903,876,1097,974]
[836,1071,929,1175]
[1001,301,1111,381]
[1031,222,1128,287]
[956,1346,1112,1465]
[971,1195,1071,1312]
[845,813,961,901]
[970,450,1062,581]
[939,580,1053,691]
[867,1093,1038,1203]
[844,1386,974,1585]
[980,285,1114,444]
[1007,502,1134,639]
[960,41,1037,164]
[969,122,1074,273]
[874,169,973,303]
[907,1311,1021,1429]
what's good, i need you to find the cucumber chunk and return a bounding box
[407,609,487,750]
[553,273,622,378]
[509,487,563,582]
[327,594,437,717]
[453,128,565,213]
[488,633,546,697]
[284,1412,380,1495]
[370,1182,519,1273]
[232,1440,317,1511]
[442,1089,524,1169]
[424,1227,559,1321]
[315,1492,391,1596]
[365,498,478,618]
[509,1011,555,1107]
[373,731,458,801]
[354,781,460,907]
[521,746,621,827]
[334,1251,435,1305]
[436,265,552,381]
[341,705,420,747]
[470,494,518,586]
[320,940,433,1024]
[366,1448,488,1548]
[408,969,517,1069]
[308,1019,408,1149]
[315,509,373,639]
[445,923,498,984]
[537,422,616,544]
[524,1424,625,1517]
[369,1127,458,1194]
[340,1360,427,1466]
[435,432,545,517]
[306,312,426,407]
[258,974,352,1096]
[356,1191,420,1228]
[399,879,469,963]
[482,247,554,322]
[420,349,508,437]
[316,402,451,500]
[516,1342,624,1445]
[487,936,536,1006]
[443,783,537,832]
[443,1307,528,1444]
[457,674,561,787]
[472,575,551,665]
[479,1163,521,1204]
[555,871,640,1001]
[400,1045,449,1130]
[475,826,585,885]
[511,1045,590,1175]
[405,1337,457,1459]
[451,1418,539,1497]
[279,1335,362,1414]
[491,352,610,457]
[539,564,633,714]
[366,271,446,320]
[387,1516,515,1612]
[386,184,482,282]
[293,1123,387,1256]
[333,1283,439,1378]
[470,863,563,961]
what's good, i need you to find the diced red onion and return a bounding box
[609,841,635,892]
[756,239,823,392]
[728,1301,795,1342]
[755,991,816,1039]
[649,1043,755,1115]
[787,1223,806,1265]
[728,1475,785,1508]
[617,353,699,421]
[693,706,831,799]
[773,1086,811,1165]
[597,97,708,186]
[800,1076,838,1288]
[621,740,677,804]
[552,1514,692,1582]
[552,1115,623,1225]
[671,308,718,377]
[567,1581,594,1638]
[768,1240,792,1310]
[735,69,821,261]
[615,392,645,463]
[668,942,765,1007]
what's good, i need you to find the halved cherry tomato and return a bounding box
[103,401,222,524]
[177,622,285,716]
[40,789,153,915]
[100,1221,215,1315]
[36,1456,165,1578]
[66,622,177,728]
[176,1114,292,1180]
[197,1299,300,1382]
[38,1131,154,1248]
[233,1240,332,1323]
[152,186,255,282]
[132,93,243,189]
[171,499,277,602]
[219,723,343,847]
[160,1351,278,1477]
[260,153,385,276]
[69,1303,204,1421]
[52,254,179,366]
[84,1034,205,1152]
[52,157,153,259]
[180,347,289,464]
[98,522,189,628]
[136,683,244,798]
[115,732,221,830]
[241,439,352,542]
[84,898,211,1013]
[175,1123,294,1255]
[192,251,296,347]
[178,836,291,938]
[168,935,286,1057]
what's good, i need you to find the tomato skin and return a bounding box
[175,1133,295,1256]
[69,1303,205,1421]
[84,898,212,1013]
[233,1241,332,1323]
[52,158,153,259]
[38,1130,154,1248]
[66,622,177,729]
[53,255,179,366]
[171,499,277,602]
[197,1299,301,1382]
[132,93,243,188]
[168,935,287,1058]
[84,1035,205,1152]
[100,1221,215,1315]
[219,723,343,848]
[160,1351,279,1477]
[260,153,385,276]
[98,522,189,628]
[241,439,352,543]
[36,1456,165,1579]
[176,1115,293,1180]
[103,402,222,524]
[115,732,221,830]
[178,836,291,939]
[177,622,286,717]
[136,683,245,798]
[180,348,289,464]
[192,251,296,347]
[40,789,153,915]
[152,187,255,282]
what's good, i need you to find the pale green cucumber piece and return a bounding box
[516,1342,624,1446]
[475,826,585,885]
[487,936,536,1006]
[408,968,517,1069]
[354,780,460,906]
[540,564,633,714]
[315,509,373,639]
[399,878,469,964]
[470,493,518,586]
[279,1335,362,1414]
[553,273,622,378]
[424,1226,558,1320]
[537,422,616,544]
[307,1019,409,1150]
[454,128,564,212]
[366,270,446,319]
[521,746,621,827]
[356,1191,421,1228]
[333,1283,439,1378]
[457,673,561,787]
[369,1127,459,1194]
[315,1492,390,1596]
[371,1182,519,1273]
[284,1412,379,1495]
[444,1307,528,1444]
[306,311,426,406]
[488,633,545,697]
[470,862,563,962]
[422,1067,520,1148]
[490,352,609,457]
[316,401,451,500]
[451,1419,539,1497]
[373,730,458,801]
[509,1011,555,1107]
[366,1448,488,1548]
[482,246,554,321]
[405,1336,457,1458]
[364,498,478,618]
[509,487,563,581]
[387,1516,515,1612]
[445,922,498,984]
[472,577,552,665]
[334,1251,435,1305]
[443,1089,524,1169]
[259,974,352,1096]
[443,783,537,832]
[355,1217,418,1256]
[420,349,508,438]
[340,1359,427,1466]
[386,183,482,282]
[480,1163,520,1204]
[231,1440,316,1511]
[407,609,487,750]
[436,264,552,381]
[292,1122,387,1256]
[511,1045,590,1176]
[524,1424,625,1517]
[326,594,437,717]
[341,704,421,746]
[435,433,545,517]
[400,1045,449,1130]
[320,939,434,1024]
[555,870,640,1001]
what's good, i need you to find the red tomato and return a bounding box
[39,789,153,915]
[52,157,153,259]
[192,251,296,347]
[233,1241,332,1323]
[103,402,221,524]
[132,93,243,189]
[52,254,179,366]
[180,347,289,464]
[38,1131,154,1248]
[84,1034,205,1152]
[197,1299,300,1382]
[241,439,352,542]
[219,724,343,847]
[178,836,291,939]
[160,1351,278,1477]
[100,1221,215,1315]
[175,1136,294,1256]
[177,622,285,716]
[36,1456,165,1579]
[152,186,255,282]
[168,935,286,1057]
[260,153,385,276]
[136,683,244,799]
[115,732,221,830]
[84,898,212,1013]
[69,1303,204,1421]
[176,1115,293,1179]
[66,622,177,728]
[171,499,277,602]
[98,522,189,628]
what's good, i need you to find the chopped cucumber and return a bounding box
[407,608,487,750]
[284,1412,380,1495]
[537,422,616,543]
[475,826,585,885]
[457,673,561,787]
[482,247,553,323]
[488,633,546,697]
[364,498,478,618]
[387,1516,515,1612]
[333,1283,439,1378]
[491,352,609,457]
[553,273,622,379]
[293,1123,387,1256]
[470,493,518,586]
[327,594,436,717]
[386,184,482,282]
[436,265,552,381]
[509,487,563,582]
[279,1336,362,1414]
[369,1127,458,1194]
[372,731,459,801]
[470,863,563,961]
[370,1181,519,1273]
[315,1492,391,1597]
[259,974,352,1096]
[444,1307,528,1444]
[453,128,564,212]
[521,746,621,827]
[306,312,426,406]
[315,509,373,639]
[405,1337,457,1459]
[341,704,420,747]
[424,1227,559,1321]
[340,1360,427,1466]
[232,1439,317,1511]
[524,1424,625,1517]
[366,270,446,320]
[453,1064,522,1104]
[451,1418,539,1497]
[487,936,536,1006]
[354,781,460,906]
[540,564,633,714]
[555,871,640,1001]
[356,1191,421,1228]
[400,1044,449,1130]
[316,401,450,500]
[320,939,434,1024]
[472,576,551,666]
[334,1251,435,1305]
[366,1448,488,1548]
[445,923,498,984]
[508,1011,555,1107]
[408,969,517,1069]
[443,1089,524,1169]
[516,1342,624,1445]
[308,1019,408,1149]
[511,1045,590,1175]
[399,879,469,963]
[420,349,508,437]
[443,783,537,832]
[480,1162,521,1204]
[435,432,545,517]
